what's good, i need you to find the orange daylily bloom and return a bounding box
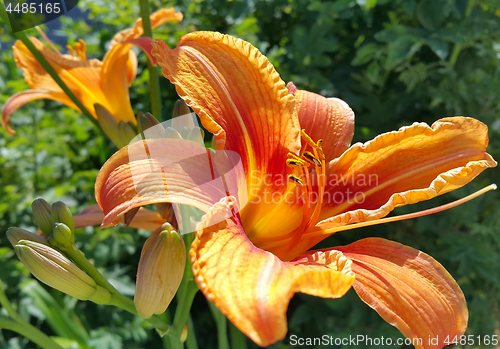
[94,32,497,348]
[1,8,183,135]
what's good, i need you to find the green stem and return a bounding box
[0,317,64,349]
[164,206,199,348]
[0,3,99,129]
[186,315,199,349]
[208,300,230,349]
[449,0,475,67]
[64,244,117,294]
[229,322,247,349]
[139,0,162,120]
[0,280,64,349]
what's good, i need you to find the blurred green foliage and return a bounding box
[1,0,500,348]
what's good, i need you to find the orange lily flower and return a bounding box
[94,32,497,348]
[1,8,183,135]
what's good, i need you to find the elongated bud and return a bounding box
[51,201,75,232]
[95,103,136,148]
[48,223,75,249]
[134,223,186,318]
[6,227,48,246]
[31,199,53,236]
[172,99,191,119]
[14,240,107,301]
[140,112,164,139]
[180,126,191,139]
[163,127,182,139]
[187,126,204,146]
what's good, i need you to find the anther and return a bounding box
[303,152,321,167]
[288,175,303,185]
[286,159,304,167]
[67,45,75,57]
[301,129,317,148]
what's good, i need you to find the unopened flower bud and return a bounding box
[95,103,136,148]
[6,227,47,246]
[163,127,182,139]
[172,99,190,119]
[89,285,112,304]
[31,199,53,236]
[180,126,191,139]
[48,223,75,249]
[14,240,105,301]
[187,126,205,146]
[134,224,186,318]
[51,201,75,232]
[140,112,164,139]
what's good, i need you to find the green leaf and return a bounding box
[19,279,90,347]
[425,38,449,59]
[416,0,444,31]
[352,43,380,65]
[366,61,381,85]
[385,36,422,70]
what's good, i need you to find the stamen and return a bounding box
[67,45,75,57]
[287,160,304,167]
[74,39,87,60]
[288,152,308,163]
[288,175,303,185]
[35,26,60,54]
[303,151,321,167]
[308,183,498,237]
[301,129,317,148]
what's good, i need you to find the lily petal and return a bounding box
[13,38,104,118]
[191,197,355,347]
[74,204,166,231]
[124,37,157,65]
[336,238,467,349]
[319,117,497,225]
[100,43,138,124]
[2,89,77,134]
[152,32,301,192]
[110,8,184,46]
[95,138,247,227]
[288,82,354,162]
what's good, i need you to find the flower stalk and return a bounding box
[139,0,162,120]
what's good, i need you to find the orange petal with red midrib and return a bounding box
[152,32,301,194]
[191,197,355,347]
[336,238,467,349]
[2,89,78,134]
[95,138,247,227]
[319,117,496,223]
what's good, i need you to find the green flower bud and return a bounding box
[180,126,191,139]
[31,199,53,236]
[95,103,136,148]
[6,227,48,246]
[140,112,164,139]
[134,226,185,318]
[51,201,75,232]
[89,285,112,304]
[14,240,98,300]
[163,127,182,139]
[187,126,205,146]
[49,223,75,249]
